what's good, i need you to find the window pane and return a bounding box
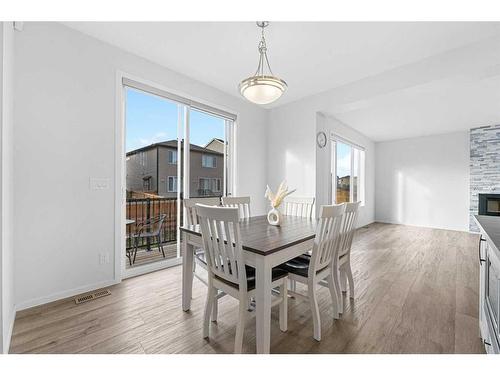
[125,87,181,268]
[168,150,177,164]
[202,154,216,168]
[190,109,225,197]
[126,87,179,198]
[336,142,351,204]
[168,176,178,192]
[352,148,359,202]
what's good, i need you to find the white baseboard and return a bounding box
[374,219,468,233]
[3,305,16,354]
[15,279,119,312]
[357,220,375,229]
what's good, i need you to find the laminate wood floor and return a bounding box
[10,223,485,354]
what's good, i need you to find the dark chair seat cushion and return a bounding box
[215,265,287,291]
[278,254,311,277]
[278,253,329,278]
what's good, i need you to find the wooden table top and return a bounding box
[180,215,316,256]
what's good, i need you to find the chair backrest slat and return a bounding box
[197,204,247,290]
[309,204,345,277]
[283,197,315,218]
[221,196,251,219]
[184,197,221,226]
[338,201,361,258]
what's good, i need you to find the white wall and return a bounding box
[267,99,317,199]
[14,22,268,310]
[267,92,375,227]
[0,22,15,353]
[316,113,375,227]
[375,131,469,231]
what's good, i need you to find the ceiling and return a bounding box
[64,22,500,141]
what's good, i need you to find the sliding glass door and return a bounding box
[124,87,181,273]
[123,80,235,277]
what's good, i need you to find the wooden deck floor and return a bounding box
[126,243,178,269]
[10,222,485,354]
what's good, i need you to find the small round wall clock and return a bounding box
[316,131,327,148]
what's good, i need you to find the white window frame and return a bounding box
[167,176,177,193]
[168,149,177,165]
[330,134,366,206]
[202,154,217,168]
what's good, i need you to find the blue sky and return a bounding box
[125,88,224,152]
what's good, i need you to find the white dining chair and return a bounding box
[278,204,345,341]
[196,204,288,353]
[221,196,251,219]
[283,196,315,218]
[184,197,221,226]
[336,201,360,312]
[184,197,222,320]
[282,196,315,293]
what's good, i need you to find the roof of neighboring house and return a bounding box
[204,138,224,147]
[126,139,223,156]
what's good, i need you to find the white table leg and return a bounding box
[182,235,194,311]
[255,256,272,354]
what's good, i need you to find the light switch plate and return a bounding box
[89,178,110,190]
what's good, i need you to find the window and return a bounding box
[202,154,217,168]
[198,178,221,195]
[168,150,177,164]
[167,176,177,192]
[199,177,210,196]
[142,176,152,191]
[138,152,147,167]
[212,178,221,192]
[332,137,365,205]
[199,178,210,190]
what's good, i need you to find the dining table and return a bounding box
[180,214,317,354]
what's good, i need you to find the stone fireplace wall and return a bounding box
[470,124,500,231]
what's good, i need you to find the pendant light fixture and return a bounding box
[239,21,287,105]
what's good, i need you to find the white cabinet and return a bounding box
[479,237,487,338]
[477,225,500,354]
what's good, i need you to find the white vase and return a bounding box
[267,207,282,226]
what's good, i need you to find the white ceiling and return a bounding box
[63,22,500,141]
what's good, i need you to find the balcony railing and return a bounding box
[126,197,181,250]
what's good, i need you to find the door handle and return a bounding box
[479,236,486,265]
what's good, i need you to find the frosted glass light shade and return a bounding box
[239,75,287,105]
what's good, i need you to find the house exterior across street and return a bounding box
[126,139,224,198]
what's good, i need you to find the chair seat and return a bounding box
[133,231,160,239]
[278,253,328,278]
[215,265,287,291]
